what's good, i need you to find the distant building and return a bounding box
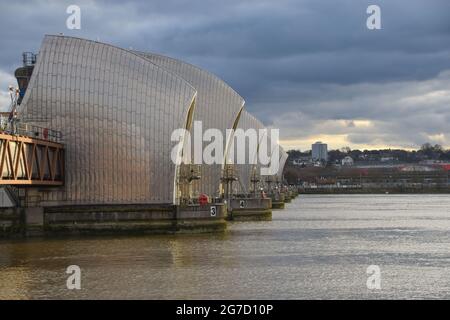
[341,156,354,166]
[312,141,328,162]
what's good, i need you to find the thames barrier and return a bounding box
[0,35,297,237]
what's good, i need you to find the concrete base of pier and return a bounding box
[228,198,272,221]
[271,201,285,209]
[0,203,227,237]
[271,193,286,210]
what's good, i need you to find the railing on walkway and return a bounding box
[0,127,64,186]
[0,119,62,143]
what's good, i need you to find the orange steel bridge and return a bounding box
[0,125,64,186]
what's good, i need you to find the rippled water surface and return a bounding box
[1,194,450,299]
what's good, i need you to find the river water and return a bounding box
[1,194,449,299]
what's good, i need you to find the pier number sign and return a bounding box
[239,200,245,208]
[210,206,217,217]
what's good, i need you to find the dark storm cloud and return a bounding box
[0,0,449,148]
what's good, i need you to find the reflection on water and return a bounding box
[1,194,450,299]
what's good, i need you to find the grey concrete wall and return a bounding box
[1,203,228,237]
[228,198,272,221]
[0,207,22,236]
[43,203,226,235]
[177,204,226,219]
[44,205,175,223]
[229,198,271,211]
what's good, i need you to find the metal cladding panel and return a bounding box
[20,35,196,205]
[232,110,265,194]
[137,52,244,198]
[258,128,270,191]
[278,146,288,180]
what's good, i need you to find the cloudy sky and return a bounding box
[1,0,449,151]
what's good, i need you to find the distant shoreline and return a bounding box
[298,188,450,194]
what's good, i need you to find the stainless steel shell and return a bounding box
[137,52,245,198]
[20,35,197,205]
